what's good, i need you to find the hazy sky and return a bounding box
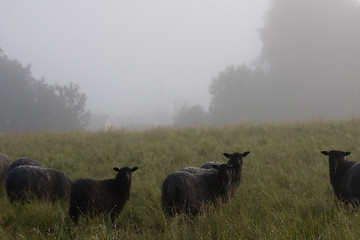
[0,0,271,117]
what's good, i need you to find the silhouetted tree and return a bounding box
[208,0,360,124]
[256,0,360,118]
[0,49,90,131]
[174,104,208,127]
[54,83,90,129]
[209,65,258,124]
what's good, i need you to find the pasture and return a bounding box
[1,119,360,239]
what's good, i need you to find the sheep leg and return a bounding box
[69,205,81,225]
[69,211,80,225]
[110,211,119,227]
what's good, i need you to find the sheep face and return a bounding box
[223,151,250,168]
[223,151,250,181]
[213,164,232,186]
[321,150,351,168]
[113,167,138,184]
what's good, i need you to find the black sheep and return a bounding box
[7,157,40,173]
[321,150,360,205]
[161,163,233,215]
[5,165,73,203]
[68,166,138,225]
[201,151,250,196]
[0,153,11,181]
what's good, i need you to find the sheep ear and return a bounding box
[131,167,139,172]
[113,167,120,172]
[223,153,230,158]
[321,151,329,156]
[344,152,351,156]
[242,151,250,157]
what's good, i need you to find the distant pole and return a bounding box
[159,79,163,107]
[174,99,178,114]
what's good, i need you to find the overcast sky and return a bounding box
[0,0,271,117]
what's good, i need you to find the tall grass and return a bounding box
[1,119,360,239]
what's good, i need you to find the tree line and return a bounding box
[0,49,90,131]
[174,0,360,127]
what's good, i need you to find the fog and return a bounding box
[3,0,360,130]
[0,0,270,127]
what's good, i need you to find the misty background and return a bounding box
[1,0,360,130]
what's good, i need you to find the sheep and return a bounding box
[161,163,233,215]
[321,150,360,206]
[0,153,11,182]
[7,157,40,173]
[5,165,73,203]
[68,166,138,225]
[201,151,250,196]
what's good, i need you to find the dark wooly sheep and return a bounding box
[69,166,139,225]
[0,153,11,181]
[6,165,73,203]
[161,163,233,215]
[7,157,40,173]
[201,151,250,196]
[321,150,360,205]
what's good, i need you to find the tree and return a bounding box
[174,104,209,127]
[209,65,259,124]
[256,0,360,118]
[54,83,90,129]
[0,49,90,131]
[208,0,360,123]
[259,0,360,77]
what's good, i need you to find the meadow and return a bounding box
[1,119,360,239]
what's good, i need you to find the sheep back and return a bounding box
[5,165,72,203]
[7,157,40,173]
[161,165,231,215]
[200,162,221,169]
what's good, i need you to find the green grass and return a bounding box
[1,119,360,239]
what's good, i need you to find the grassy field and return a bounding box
[1,119,360,239]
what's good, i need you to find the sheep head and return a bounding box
[213,164,232,185]
[223,151,250,168]
[113,167,139,184]
[321,150,351,168]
